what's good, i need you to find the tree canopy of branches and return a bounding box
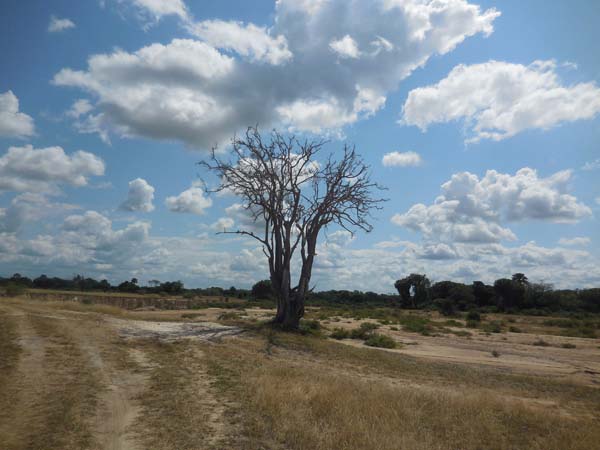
[201,127,385,329]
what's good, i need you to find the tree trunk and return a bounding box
[272,289,304,329]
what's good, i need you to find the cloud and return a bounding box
[558,237,590,247]
[120,178,155,212]
[0,145,105,194]
[382,151,422,167]
[126,0,189,23]
[165,183,212,214]
[48,15,75,33]
[210,217,235,231]
[54,0,499,149]
[0,91,35,138]
[581,158,600,171]
[392,168,591,244]
[401,60,600,142]
[188,20,292,65]
[0,210,152,272]
[329,35,360,59]
[66,99,93,118]
[0,193,78,234]
[324,230,355,247]
[2,219,598,290]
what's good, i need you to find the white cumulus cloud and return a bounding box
[165,184,212,214]
[0,145,105,194]
[188,20,292,65]
[329,35,360,59]
[0,91,35,138]
[392,168,591,244]
[402,60,600,142]
[382,151,422,167]
[53,0,499,149]
[128,0,189,23]
[120,178,155,212]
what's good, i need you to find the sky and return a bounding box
[0,0,599,292]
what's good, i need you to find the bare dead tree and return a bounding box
[200,127,385,329]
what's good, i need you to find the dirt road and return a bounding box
[0,300,241,450]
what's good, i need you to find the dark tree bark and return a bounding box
[200,127,385,329]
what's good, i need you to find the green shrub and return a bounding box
[364,333,396,349]
[482,321,502,333]
[330,328,350,340]
[491,350,500,358]
[360,322,379,331]
[561,343,576,349]
[532,339,550,347]
[398,315,431,335]
[299,319,321,335]
[348,322,380,340]
[466,311,481,322]
[434,298,455,316]
[508,326,522,333]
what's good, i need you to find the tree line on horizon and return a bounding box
[2,271,598,315]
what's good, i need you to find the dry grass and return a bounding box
[246,365,598,450]
[205,331,600,450]
[279,332,600,410]
[0,311,22,424]
[0,313,101,450]
[2,298,599,450]
[135,342,220,450]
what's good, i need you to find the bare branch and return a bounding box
[200,126,386,328]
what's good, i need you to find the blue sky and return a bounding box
[0,0,599,292]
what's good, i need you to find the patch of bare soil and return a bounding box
[108,316,243,341]
[327,317,600,386]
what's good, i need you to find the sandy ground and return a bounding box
[122,306,600,385]
[324,317,600,386]
[108,316,243,341]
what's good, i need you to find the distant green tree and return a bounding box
[494,278,525,310]
[252,280,273,299]
[511,273,529,286]
[394,274,430,308]
[472,281,495,307]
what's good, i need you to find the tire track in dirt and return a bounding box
[1,300,244,450]
[72,315,148,450]
[0,306,54,450]
[0,303,150,450]
[190,348,231,449]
